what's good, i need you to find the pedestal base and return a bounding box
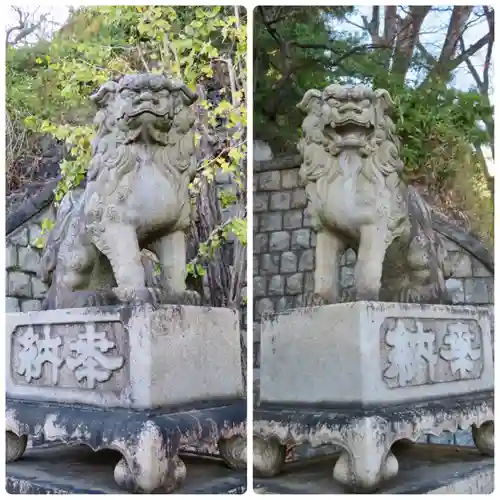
[253,392,493,492]
[7,398,246,493]
[254,443,494,494]
[7,443,247,494]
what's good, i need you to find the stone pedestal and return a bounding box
[254,443,494,494]
[6,303,247,493]
[254,302,494,492]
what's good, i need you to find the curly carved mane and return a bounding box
[85,77,198,200]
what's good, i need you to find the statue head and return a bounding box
[323,85,395,149]
[298,84,398,154]
[90,73,198,146]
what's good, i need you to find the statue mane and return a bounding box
[86,73,198,192]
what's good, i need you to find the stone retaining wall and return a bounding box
[253,156,494,367]
[253,155,494,450]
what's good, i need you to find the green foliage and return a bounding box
[254,7,353,151]
[254,7,493,241]
[7,6,247,273]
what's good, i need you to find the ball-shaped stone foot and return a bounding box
[472,421,494,457]
[253,436,286,478]
[219,436,247,469]
[6,431,27,463]
[333,449,398,492]
[114,454,187,493]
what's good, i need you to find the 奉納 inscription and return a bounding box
[12,321,127,390]
[381,317,483,388]
[66,324,125,389]
[17,326,64,384]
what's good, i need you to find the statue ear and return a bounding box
[90,81,118,108]
[297,89,322,113]
[374,89,395,111]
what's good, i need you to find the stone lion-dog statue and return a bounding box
[39,73,201,309]
[297,84,454,305]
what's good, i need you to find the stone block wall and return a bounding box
[6,204,55,313]
[253,157,494,451]
[253,160,494,367]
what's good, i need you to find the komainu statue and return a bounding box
[297,84,453,305]
[39,73,201,309]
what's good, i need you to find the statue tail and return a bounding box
[38,189,84,284]
[406,186,450,301]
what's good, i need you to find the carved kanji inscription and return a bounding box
[11,321,128,390]
[381,317,483,388]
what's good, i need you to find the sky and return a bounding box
[347,6,493,97]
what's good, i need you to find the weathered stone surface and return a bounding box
[256,298,274,317]
[6,246,18,270]
[290,188,307,209]
[254,193,269,213]
[446,278,465,304]
[280,252,297,273]
[464,277,493,304]
[7,227,29,247]
[450,253,473,278]
[268,276,285,296]
[285,274,303,295]
[291,229,310,249]
[31,277,49,299]
[269,231,290,252]
[260,254,280,275]
[340,267,355,288]
[260,302,493,406]
[270,192,291,211]
[297,84,451,304]
[28,224,43,247]
[18,246,41,274]
[298,249,314,271]
[342,248,357,266]
[471,257,492,277]
[254,233,268,254]
[7,443,247,494]
[20,300,42,313]
[254,139,274,162]
[7,272,31,298]
[254,392,492,492]
[254,276,267,298]
[259,212,282,232]
[276,296,294,313]
[254,444,494,494]
[258,171,281,191]
[6,304,243,408]
[7,445,246,495]
[37,73,200,310]
[6,297,21,313]
[283,210,303,230]
[281,169,299,189]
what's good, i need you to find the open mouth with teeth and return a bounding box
[326,116,375,148]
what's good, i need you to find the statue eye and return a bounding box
[359,99,371,108]
[328,98,340,107]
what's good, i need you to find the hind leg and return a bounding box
[43,240,98,309]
